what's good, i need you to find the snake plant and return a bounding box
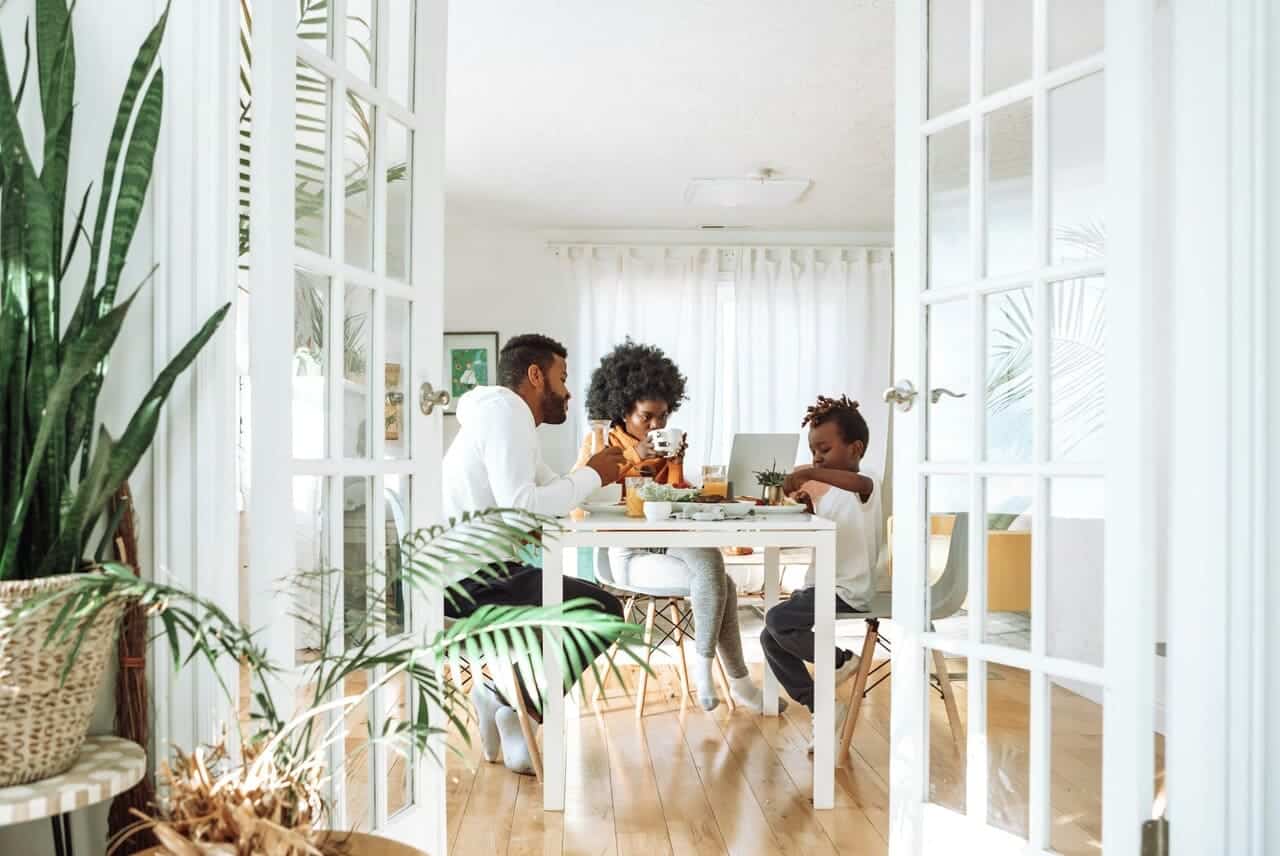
[0,1,229,581]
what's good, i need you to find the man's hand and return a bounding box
[783,466,817,495]
[586,446,627,485]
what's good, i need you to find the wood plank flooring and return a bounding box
[445,657,1158,855]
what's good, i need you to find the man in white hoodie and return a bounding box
[442,333,626,774]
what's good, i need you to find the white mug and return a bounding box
[647,427,685,458]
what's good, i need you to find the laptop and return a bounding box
[727,433,802,499]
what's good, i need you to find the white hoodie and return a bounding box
[442,386,601,520]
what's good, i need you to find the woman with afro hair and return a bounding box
[573,340,769,713]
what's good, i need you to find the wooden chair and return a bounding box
[590,549,736,717]
[837,513,969,763]
[443,616,544,782]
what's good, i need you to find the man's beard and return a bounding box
[541,387,569,424]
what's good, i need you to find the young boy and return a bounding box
[759,395,885,748]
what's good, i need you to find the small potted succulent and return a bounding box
[754,461,788,506]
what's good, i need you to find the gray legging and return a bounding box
[606,547,748,679]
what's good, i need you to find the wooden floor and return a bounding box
[445,656,1155,856]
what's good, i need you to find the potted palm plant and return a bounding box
[0,1,229,786]
[18,510,642,856]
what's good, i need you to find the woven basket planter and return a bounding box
[0,574,124,786]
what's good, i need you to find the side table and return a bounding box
[0,735,146,856]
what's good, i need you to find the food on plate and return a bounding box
[569,507,589,522]
[636,483,700,502]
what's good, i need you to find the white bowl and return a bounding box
[643,501,675,522]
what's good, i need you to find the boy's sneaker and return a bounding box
[807,700,851,756]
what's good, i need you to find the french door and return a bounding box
[889,2,1158,854]
[247,0,448,851]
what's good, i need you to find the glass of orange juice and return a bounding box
[701,465,728,498]
[625,477,650,517]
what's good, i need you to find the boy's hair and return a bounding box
[802,395,870,448]
[498,333,568,391]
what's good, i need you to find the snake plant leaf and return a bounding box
[35,0,75,285]
[0,173,32,538]
[38,301,231,578]
[64,69,165,476]
[100,68,163,323]
[0,291,139,579]
[11,23,31,110]
[63,1,168,352]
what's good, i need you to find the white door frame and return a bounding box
[1167,0,1277,853]
[889,1,1155,852]
[152,0,242,758]
[247,0,448,849]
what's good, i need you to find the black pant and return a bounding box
[760,587,861,712]
[446,562,624,716]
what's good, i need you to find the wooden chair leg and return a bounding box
[838,619,880,763]
[931,647,966,750]
[593,595,635,709]
[504,662,543,783]
[634,600,659,719]
[669,600,692,710]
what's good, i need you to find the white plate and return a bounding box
[675,500,756,518]
[754,504,808,515]
[582,503,629,515]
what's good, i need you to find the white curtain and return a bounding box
[733,247,894,474]
[569,246,721,475]
[566,244,893,478]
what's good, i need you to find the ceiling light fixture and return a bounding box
[684,167,812,208]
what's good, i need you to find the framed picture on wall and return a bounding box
[444,331,500,413]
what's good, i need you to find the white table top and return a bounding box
[555,513,836,532]
[0,736,145,825]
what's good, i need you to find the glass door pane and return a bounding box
[904,0,1113,850]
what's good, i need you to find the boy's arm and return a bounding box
[785,466,874,502]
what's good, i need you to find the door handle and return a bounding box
[419,382,451,415]
[882,379,919,412]
[929,387,967,404]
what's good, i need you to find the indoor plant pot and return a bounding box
[0,575,124,785]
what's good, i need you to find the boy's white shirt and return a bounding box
[801,473,885,611]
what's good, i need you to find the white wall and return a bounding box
[443,217,586,473]
[0,2,161,854]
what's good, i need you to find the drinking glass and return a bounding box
[701,465,728,498]
[625,476,650,517]
[589,419,610,454]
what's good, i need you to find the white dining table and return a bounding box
[540,512,840,811]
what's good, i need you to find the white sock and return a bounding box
[729,675,787,714]
[495,706,536,776]
[469,684,503,763]
[692,656,720,711]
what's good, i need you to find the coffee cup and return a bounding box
[647,427,685,458]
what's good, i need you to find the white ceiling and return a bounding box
[444,0,897,232]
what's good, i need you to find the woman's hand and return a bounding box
[635,439,658,460]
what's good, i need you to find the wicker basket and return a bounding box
[0,574,124,786]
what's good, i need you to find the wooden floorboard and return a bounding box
[446,659,1127,856]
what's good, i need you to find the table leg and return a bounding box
[542,540,566,812]
[813,532,836,810]
[50,813,73,856]
[762,546,780,716]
